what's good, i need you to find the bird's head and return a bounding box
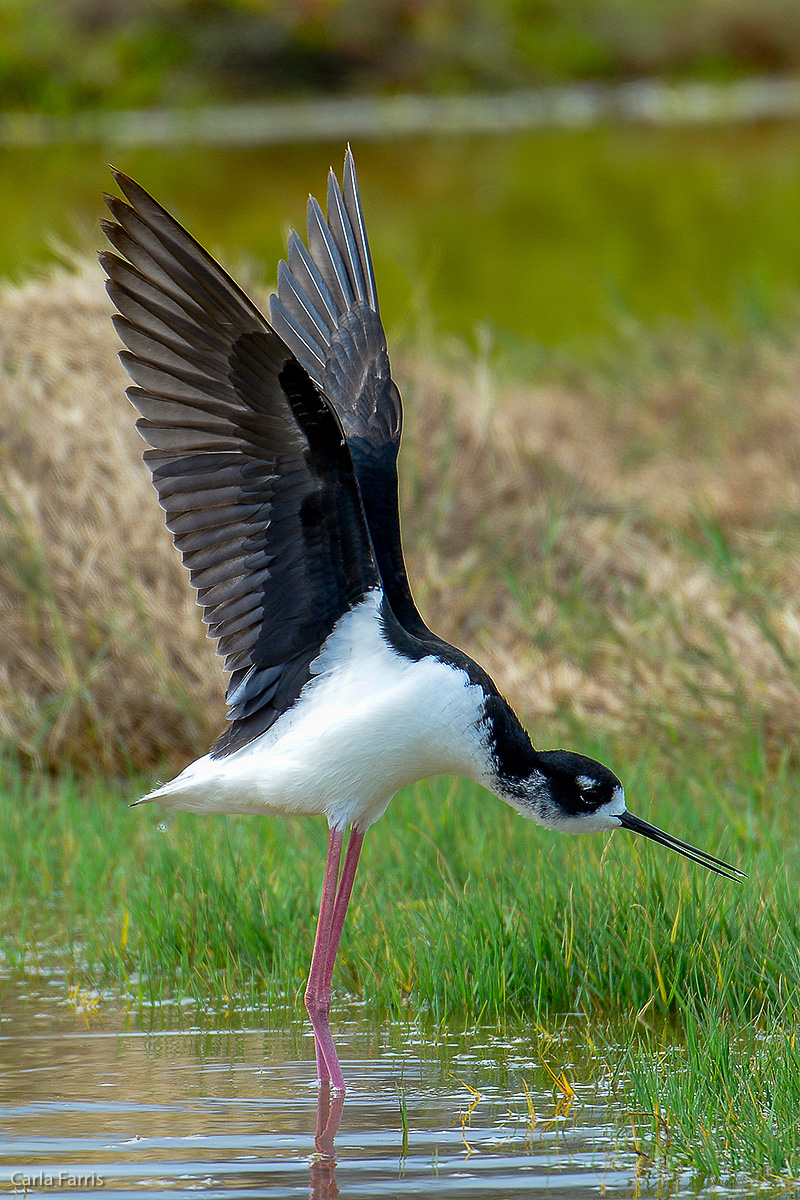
[520,749,744,880]
[530,749,626,832]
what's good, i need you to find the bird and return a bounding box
[100,148,745,1093]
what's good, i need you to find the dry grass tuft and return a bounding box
[2,258,800,772]
[399,322,800,762]
[0,260,225,770]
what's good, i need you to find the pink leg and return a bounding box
[305,826,364,1092]
[323,827,365,996]
[306,827,344,1087]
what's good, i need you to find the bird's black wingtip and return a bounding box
[109,166,136,189]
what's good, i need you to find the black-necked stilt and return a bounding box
[101,149,744,1092]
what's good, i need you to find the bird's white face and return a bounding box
[555,782,627,833]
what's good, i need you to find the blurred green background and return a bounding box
[3,2,800,356]
[4,0,800,113]
[3,125,800,360]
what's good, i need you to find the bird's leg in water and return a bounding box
[306,827,344,1087]
[305,826,364,1091]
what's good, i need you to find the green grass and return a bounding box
[2,726,794,1026]
[623,1014,800,1182]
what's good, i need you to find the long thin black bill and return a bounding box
[618,811,746,881]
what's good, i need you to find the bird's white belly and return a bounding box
[141,592,489,830]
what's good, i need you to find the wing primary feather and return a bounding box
[277,259,332,347]
[286,231,339,328]
[105,199,239,320]
[343,145,379,313]
[109,172,267,328]
[269,294,327,377]
[266,150,427,638]
[306,195,355,314]
[326,167,368,304]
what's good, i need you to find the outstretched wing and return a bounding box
[101,171,379,758]
[270,148,428,637]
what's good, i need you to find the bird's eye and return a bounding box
[576,774,601,795]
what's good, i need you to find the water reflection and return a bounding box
[0,978,699,1197]
[310,1084,344,1200]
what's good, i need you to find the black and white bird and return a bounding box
[101,149,744,1092]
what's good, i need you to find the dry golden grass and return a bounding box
[404,331,800,759]
[0,260,222,770]
[2,257,800,772]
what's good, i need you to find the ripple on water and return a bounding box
[0,982,757,1198]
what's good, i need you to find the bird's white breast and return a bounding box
[142,590,489,829]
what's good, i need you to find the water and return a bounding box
[3,119,800,356]
[0,979,760,1199]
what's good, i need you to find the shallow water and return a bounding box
[0,978,772,1199]
[3,119,800,355]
